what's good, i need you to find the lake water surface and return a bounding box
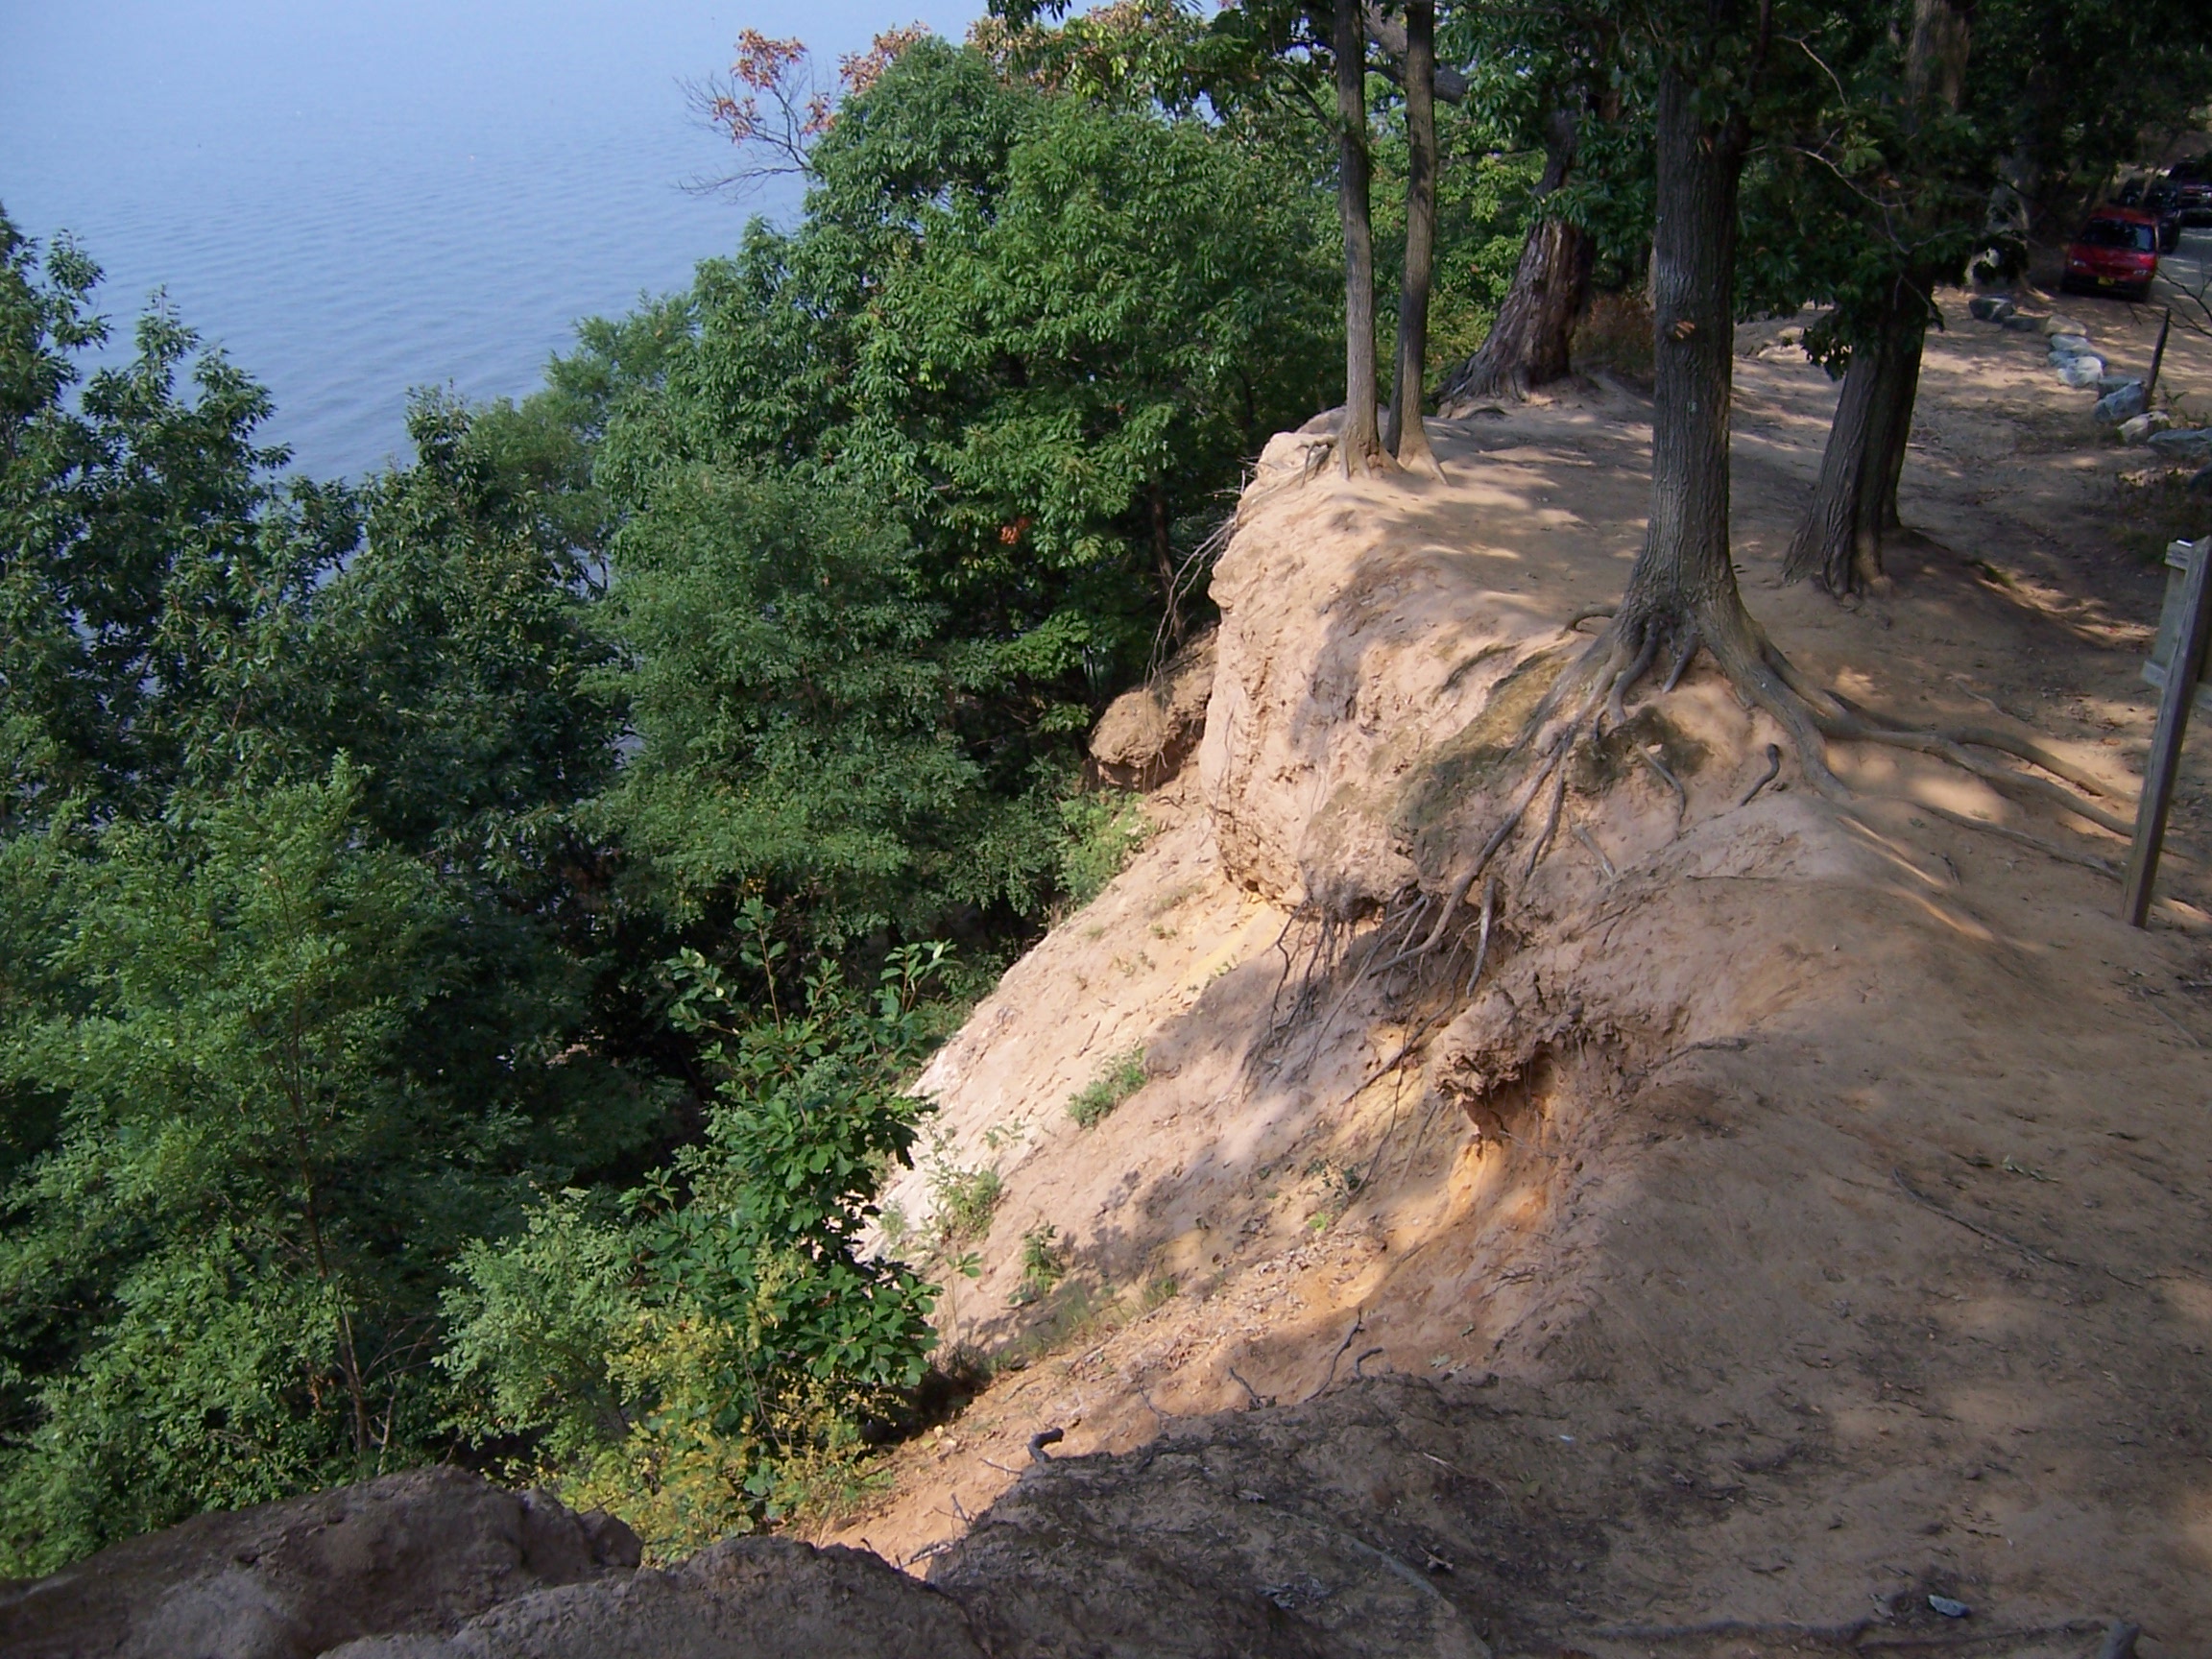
[1,0,979,479]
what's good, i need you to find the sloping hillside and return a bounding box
[830,295,2212,1657]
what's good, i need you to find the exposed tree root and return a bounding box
[1739,743,1783,805]
[1911,803,2122,879]
[1267,595,2129,1067]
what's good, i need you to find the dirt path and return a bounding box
[821,295,2212,1658]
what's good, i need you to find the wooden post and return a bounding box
[2124,537,2212,926]
[2145,308,2172,399]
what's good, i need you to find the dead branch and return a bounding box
[1571,822,1618,877]
[1636,743,1688,830]
[1308,1308,1366,1400]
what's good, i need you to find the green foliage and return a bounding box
[0,768,652,1572]
[581,38,1336,940]
[1055,788,1151,909]
[1068,1047,1147,1129]
[929,1162,1006,1244]
[0,217,668,1572]
[599,469,1056,941]
[1011,1222,1067,1306]
[0,216,356,830]
[441,933,948,1552]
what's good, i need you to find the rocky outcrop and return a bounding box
[2,1457,1492,1659]
[1088,626,1217,789]
[0,1466,639,1659]
[324,1537,983,1659]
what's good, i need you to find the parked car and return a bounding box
[2141,182,2184,252]
[2061,208,2159,301]
[2176,180,2212,230]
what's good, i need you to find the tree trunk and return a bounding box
[1386,0,1441,471]
[1611,66,1753,647]
[1569,38,1840,805]
[1875,323,1925,530]
[1436,112,1596,410]
[1783,282,1923,591]
[1334,0,1389,472]
[1783,0,1970,594]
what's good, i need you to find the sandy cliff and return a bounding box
[844,300,2212,1658]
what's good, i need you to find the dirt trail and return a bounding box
[828,294,2212,1658]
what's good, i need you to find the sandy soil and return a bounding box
[824,293,2212,1658]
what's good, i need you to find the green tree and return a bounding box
[0,222,673,1569]
[591,33,1337,941]
[443,931,949,1551]
[0,214,355,830]
[0,769,652,1570]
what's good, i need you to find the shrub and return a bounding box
[441,928,950,1554]
[1055,790,1151,909]
[1068,1047,1147,1129]
[1012,1222,1067,1306]
[930,1164,1005,1243]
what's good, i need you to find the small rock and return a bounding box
[2056,356,2105,388]
[2148,427,2212,464]
[2042,314,2088,337]
[2095,373,2138,395]
[1929,1595,1972,1619]
[1967,295,2016,322]
[2047,333,2094,357]
[2118,410,2174,445]
[2001,314,2042,332]
[2094,381,2148,424]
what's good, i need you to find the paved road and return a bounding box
[2152,225,2212,316]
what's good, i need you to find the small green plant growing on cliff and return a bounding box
[1304,1158,1365,1232]
[1012,1222,1068,1306]
[1055,789,1151,909]
[930,1163,1004,1243]
[1068,1047,1148,1128]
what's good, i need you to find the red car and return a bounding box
[2061,208,2159,301]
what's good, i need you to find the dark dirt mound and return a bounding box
[0,1465,638,1659]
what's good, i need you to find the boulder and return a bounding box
[322,1538,986,1659]
[2042,314,2089,337]
[2093,381,2149,424]
[2148,427,2212,465]
[1089,626,1217,790]
[2056,356,2106,388]
[2119,410,2175,445]
[1966,294,2015,322]
[2047,333,2094,358]
[0,1468,639,1659]
[2191,463,2212,496]
[2002,314,2044,332]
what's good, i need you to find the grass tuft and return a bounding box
[1068,1047,1147,1129]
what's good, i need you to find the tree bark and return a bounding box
[1334,0,1390,472]
[1386,0,1441,471]
[1611,65,1753,645]
[1783,281,1924,591]
[1875,322,1925,530]
[1436,112,1596,410]
[1783,0,1971,594]
[1556,26,1841,806]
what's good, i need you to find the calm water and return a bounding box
[0,0,980,479]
